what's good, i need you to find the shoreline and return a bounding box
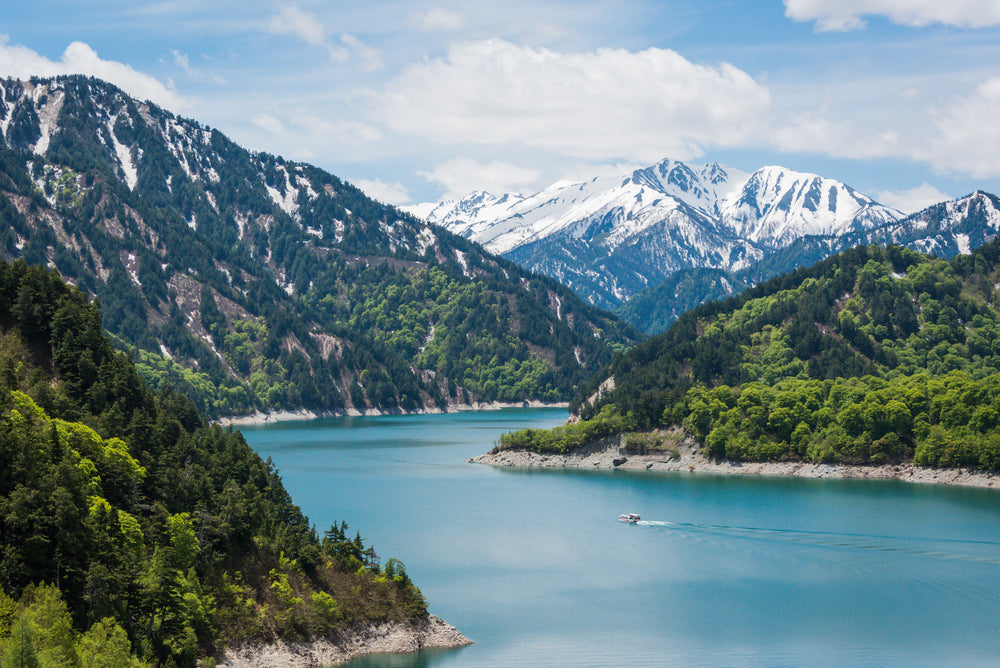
[215,401,568,427]
[469,433,1000,490]
[217,614,472,668]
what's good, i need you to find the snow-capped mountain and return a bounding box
[621,190,1000,334]
[874,190,1000,256]
[408,159,903,308]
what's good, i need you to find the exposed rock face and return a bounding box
[218,615,472,668]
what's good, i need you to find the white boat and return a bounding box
[618,513,640,523]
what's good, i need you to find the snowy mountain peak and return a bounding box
[721,165,900,246]
[408,157,904,308]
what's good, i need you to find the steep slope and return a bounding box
[0,258,447,666]
[615,267,750,335]
[0,75,638,418]
[413,158,902,309]
[500,241,1000,473]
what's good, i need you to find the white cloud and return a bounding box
[266,8,381,71]
[268,6,325,45]
[921,77,1000,178]
[353,178,411,205]
[337,34,382,71]
[377,39,771,164]
[875,183,952,214]
[0,36,184,109]
[410,7,466,32]
[784,0,1000,31]
[170,49,224,84]
[555,160,644,184]
[769,75,1000,180]
[419,157,541,199]
[251,113,285,134]
[772,113,902,159]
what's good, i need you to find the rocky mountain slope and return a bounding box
[0,75,637,418]
[620,190,1000,333]
[411,158,903,309]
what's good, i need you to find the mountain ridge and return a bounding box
[0,74,638,418]
[409,157,904,309]
[619,190,1000,333]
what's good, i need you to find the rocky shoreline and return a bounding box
[217,614,472,667]
[215,401,568,427]
[469,431,1000,490]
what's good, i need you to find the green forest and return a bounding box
[501,241,1000,472]
[0,258,426,666]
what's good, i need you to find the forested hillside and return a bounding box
[501,241,1000,471]
[0,75,636,418]
[0,258,429,665]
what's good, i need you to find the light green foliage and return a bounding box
[20,584,77,668]
[3,618,40,668]
[166,513,200,571]
[76,618,147,668]
[54,420,146,492]
[0,589,18,638]
[498,404,635,453]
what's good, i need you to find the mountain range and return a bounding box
[0,75,637,417]
[410,160,1000,330]
[409,159,903,309]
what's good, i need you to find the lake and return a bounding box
[240,408,1000,667]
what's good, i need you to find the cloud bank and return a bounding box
[785,0,1000,31]
[377,39,771,165]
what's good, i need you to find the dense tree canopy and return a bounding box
[0,258,426,666]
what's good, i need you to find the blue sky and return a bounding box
[2,0,1000,212]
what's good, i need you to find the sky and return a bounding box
[2,1,1000,213]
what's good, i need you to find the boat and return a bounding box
[618,513,640,523]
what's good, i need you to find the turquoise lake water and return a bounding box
[240,408,1000,667]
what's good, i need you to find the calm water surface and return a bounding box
[240,409,1000,667]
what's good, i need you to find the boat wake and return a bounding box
[631,519,1000,566]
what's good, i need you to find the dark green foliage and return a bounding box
[528,242,1000,471]
[616,267,750,334]
[0,259,427,665]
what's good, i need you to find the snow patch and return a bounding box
[125,253,141,287]
[956,233,971,255]
[416,227,436,256]
[32,86,65,156]
[454,249,470,277]
[266,174,300,220]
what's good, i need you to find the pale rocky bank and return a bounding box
[469,428,1000,489]
[217,614,471,667]
[216,401,567,427]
